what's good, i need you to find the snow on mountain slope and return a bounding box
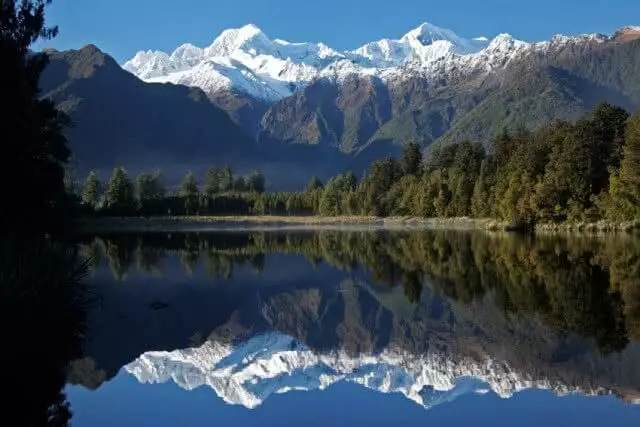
[122,22,611,102]
[352,21,489,67]
[125,332,597,410]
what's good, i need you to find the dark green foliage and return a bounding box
[179,171,199,215]
[105,167,134,213]
[203,167,220,197]
[0,0,72,233]
[88,230,640,348]
[219,166,233,193]
[605,113,640,220]
[403,142,423,175]
[77,105,639,223]
[135,170,164,215]
[307,176,323,191]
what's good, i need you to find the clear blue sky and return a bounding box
[36,0,640,63]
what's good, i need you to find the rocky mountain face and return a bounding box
[40,24,640,186]
[123,23,640,156]
[260,32,640,155]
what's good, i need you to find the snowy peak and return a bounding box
[122,22,634,101]
[351,21,488,67]
[170,43,204,66]
[124,332,609,411]
[204,24,271,57]
[400,21,488,53]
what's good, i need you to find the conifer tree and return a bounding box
[180,171,199,215]
[106,167,134,211]
[403,142,423,176]
[82,171,102,209]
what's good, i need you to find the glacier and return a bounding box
[122,21,612,102]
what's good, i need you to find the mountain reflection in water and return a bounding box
[67,230,640,419]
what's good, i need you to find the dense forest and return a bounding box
[76,104,640,228]
[78,230,640,354]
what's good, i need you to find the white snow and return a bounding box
[124,332,603,410]
[122,21,618,101]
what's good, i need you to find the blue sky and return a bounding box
[36,0,640,63]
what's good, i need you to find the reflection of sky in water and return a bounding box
[66,373,640,427]
[70,232,640,426]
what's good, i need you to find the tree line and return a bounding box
[302,103,640,225]
[79,166,266,216]
[76,104,640,226]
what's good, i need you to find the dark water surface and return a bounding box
[65,230,640,426]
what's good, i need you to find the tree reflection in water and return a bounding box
[1,239,91,427]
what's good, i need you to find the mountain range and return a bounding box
[124,331,562,411]
[68,256,640,410]
[41,22,640,187]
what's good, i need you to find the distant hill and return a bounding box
[39,45,253,181]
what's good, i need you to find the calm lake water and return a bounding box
[65,230,640,426]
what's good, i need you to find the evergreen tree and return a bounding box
[609,114,640,220]
[203,167,220,199]
[306,176,323,192]
[82,171,102,209]
[136,170,164,214]
[219,166,233,192]
[106,167,134,212]
[403,142,423,176]
[319,178,341,216]
[180,171,199,215]
[1,0,71,232]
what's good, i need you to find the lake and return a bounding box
[63,230,640,425]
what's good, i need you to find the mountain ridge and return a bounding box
[37,22,640,187]
[121,21,621,103]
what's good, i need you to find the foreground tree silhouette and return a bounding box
[0,0,71,233]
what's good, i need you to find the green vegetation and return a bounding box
[1,3,91,427]
[78,104,640,228]
[80,230,640,352]
[1,0,75,234]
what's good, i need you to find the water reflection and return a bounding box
[70,230,640,414]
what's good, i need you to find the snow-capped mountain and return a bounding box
[123,23,345,101]
[122,21,615,102]
[125,332,605,410]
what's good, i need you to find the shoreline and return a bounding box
[76,216,514,233]
[76,216,640,235]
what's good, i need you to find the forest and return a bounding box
[76,103,640,228]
